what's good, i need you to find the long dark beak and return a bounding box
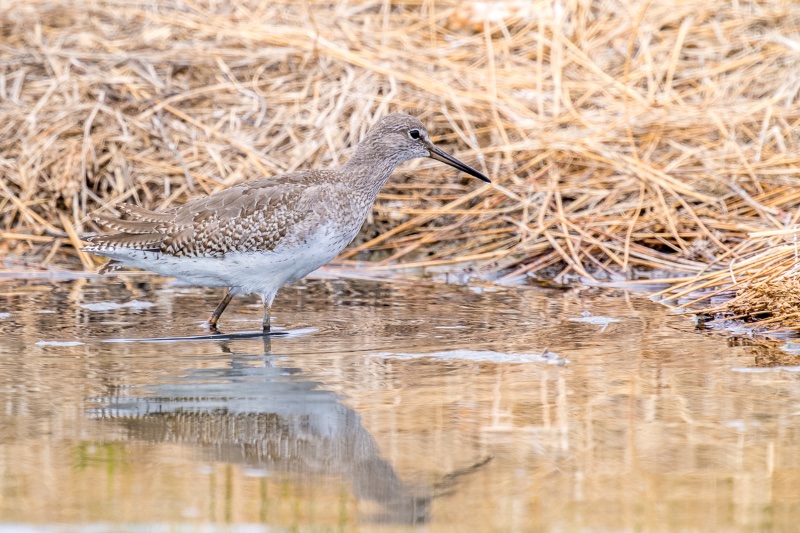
[427,144,491,183]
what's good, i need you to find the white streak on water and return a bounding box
[568,314,621,333]
[80,300,155,312]
[370,349,568,365]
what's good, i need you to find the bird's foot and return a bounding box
[206,318,222,333]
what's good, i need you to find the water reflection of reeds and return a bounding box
[0,277,799,530]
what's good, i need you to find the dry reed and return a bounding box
[1,0,799,310]
[656,226,800,332]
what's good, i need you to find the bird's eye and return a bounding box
[408,129,421,140]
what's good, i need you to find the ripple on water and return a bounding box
[0,274,798,531]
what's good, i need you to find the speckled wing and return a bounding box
[87,172,324,259]
[160,176,315,257]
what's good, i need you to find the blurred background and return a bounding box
[1,0,798,288]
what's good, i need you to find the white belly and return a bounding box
[98,224,353,301]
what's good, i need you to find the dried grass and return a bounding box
[657,227,800,332]
[1,0,800,295]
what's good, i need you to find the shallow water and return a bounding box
[0,273,799,532]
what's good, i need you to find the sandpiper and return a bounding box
[85,113,490,332]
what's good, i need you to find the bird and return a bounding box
[84,113,490,333]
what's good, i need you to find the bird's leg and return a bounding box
[260,293,276,333]
[208,289,233,330]
[262,300,271,333]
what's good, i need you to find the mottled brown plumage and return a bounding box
[85,114,490,332]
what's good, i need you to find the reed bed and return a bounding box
[657,227,800,332]
[1,0,800,314]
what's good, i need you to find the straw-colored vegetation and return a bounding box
[657,227,800,332]
[1,0,799,325]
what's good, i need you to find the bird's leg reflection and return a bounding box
[215,335,272,357]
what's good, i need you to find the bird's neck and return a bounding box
[341,144,403,198]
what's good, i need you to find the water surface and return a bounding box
[0,273,799,532]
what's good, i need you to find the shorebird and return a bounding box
[85,113,490,332]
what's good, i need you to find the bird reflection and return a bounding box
[89,336,434,524]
